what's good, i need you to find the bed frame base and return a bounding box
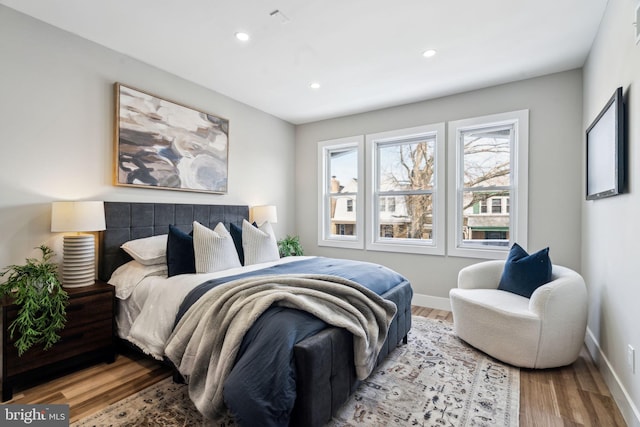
[291,280,412,427]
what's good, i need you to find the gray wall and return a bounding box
[0,6,296,269]
[582,0,640,424]
[295,69,584,307]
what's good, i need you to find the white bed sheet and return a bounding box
[114,256,314,360]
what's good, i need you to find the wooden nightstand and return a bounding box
[1,280,115,401]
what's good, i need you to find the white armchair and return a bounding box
[449,260,588,369]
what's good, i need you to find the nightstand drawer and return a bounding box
[5,318,113,375]
[65,292,114,324]
[4,292,113,327]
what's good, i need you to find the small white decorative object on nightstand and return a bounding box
[51,201,106,287]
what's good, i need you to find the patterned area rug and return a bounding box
[72,316,519,427]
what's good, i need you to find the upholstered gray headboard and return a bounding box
[98,202,249,282]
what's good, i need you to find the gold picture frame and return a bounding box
[114,83,229,194]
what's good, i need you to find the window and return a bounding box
[379,197,397,213]
[317,136,364,249]
[491,198,502,214]
[366,123,445,255]
[447,110,529,259]
[317,112,527,258]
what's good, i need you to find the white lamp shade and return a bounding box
[51,201,106,232]
[252,205,278,225]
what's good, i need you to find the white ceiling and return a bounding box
[1,0,607,124]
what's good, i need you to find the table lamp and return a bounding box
[252,205,278,226]
[51,201,106,288]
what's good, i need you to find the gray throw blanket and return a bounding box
[164,273,398,420]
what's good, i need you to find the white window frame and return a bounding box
[447,110,529,259]
[317,135,365,249]
[366,123,445,255]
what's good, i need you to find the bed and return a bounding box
[98,201,413,427]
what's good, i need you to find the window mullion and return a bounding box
[377,190,433,196]
[462,186,510,192]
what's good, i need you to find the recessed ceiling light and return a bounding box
[309,82,321,90]
[422,49,437,58]
[235,32,250,42]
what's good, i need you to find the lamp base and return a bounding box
[62,234,96,288]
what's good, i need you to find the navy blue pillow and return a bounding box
[498,243,552,298]
[166,225,195,277]
[230,221,257,266]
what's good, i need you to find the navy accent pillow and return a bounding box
[167,225,195,277]
[498,243,552,298]
[230,221,257,266]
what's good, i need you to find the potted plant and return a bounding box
[277,235,304,257]
[0,245,68,356]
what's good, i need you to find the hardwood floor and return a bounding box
[5,347,173,423]
[5,307,627,426]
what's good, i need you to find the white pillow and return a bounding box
[242,219,280,265]
[108,260,168,299]
[121,234,168,266]
[193,221,241,273]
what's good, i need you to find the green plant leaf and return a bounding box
[277,235,304,257]
[0,245,68,356]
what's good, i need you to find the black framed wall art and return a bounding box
[585,86,625,200]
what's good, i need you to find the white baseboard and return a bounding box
[412,293,451,311]
[585,326,640,427]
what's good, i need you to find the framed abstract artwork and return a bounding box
[115,83,229,194]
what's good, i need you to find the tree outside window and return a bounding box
[366,123,446,255]
[375,137,435,240]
